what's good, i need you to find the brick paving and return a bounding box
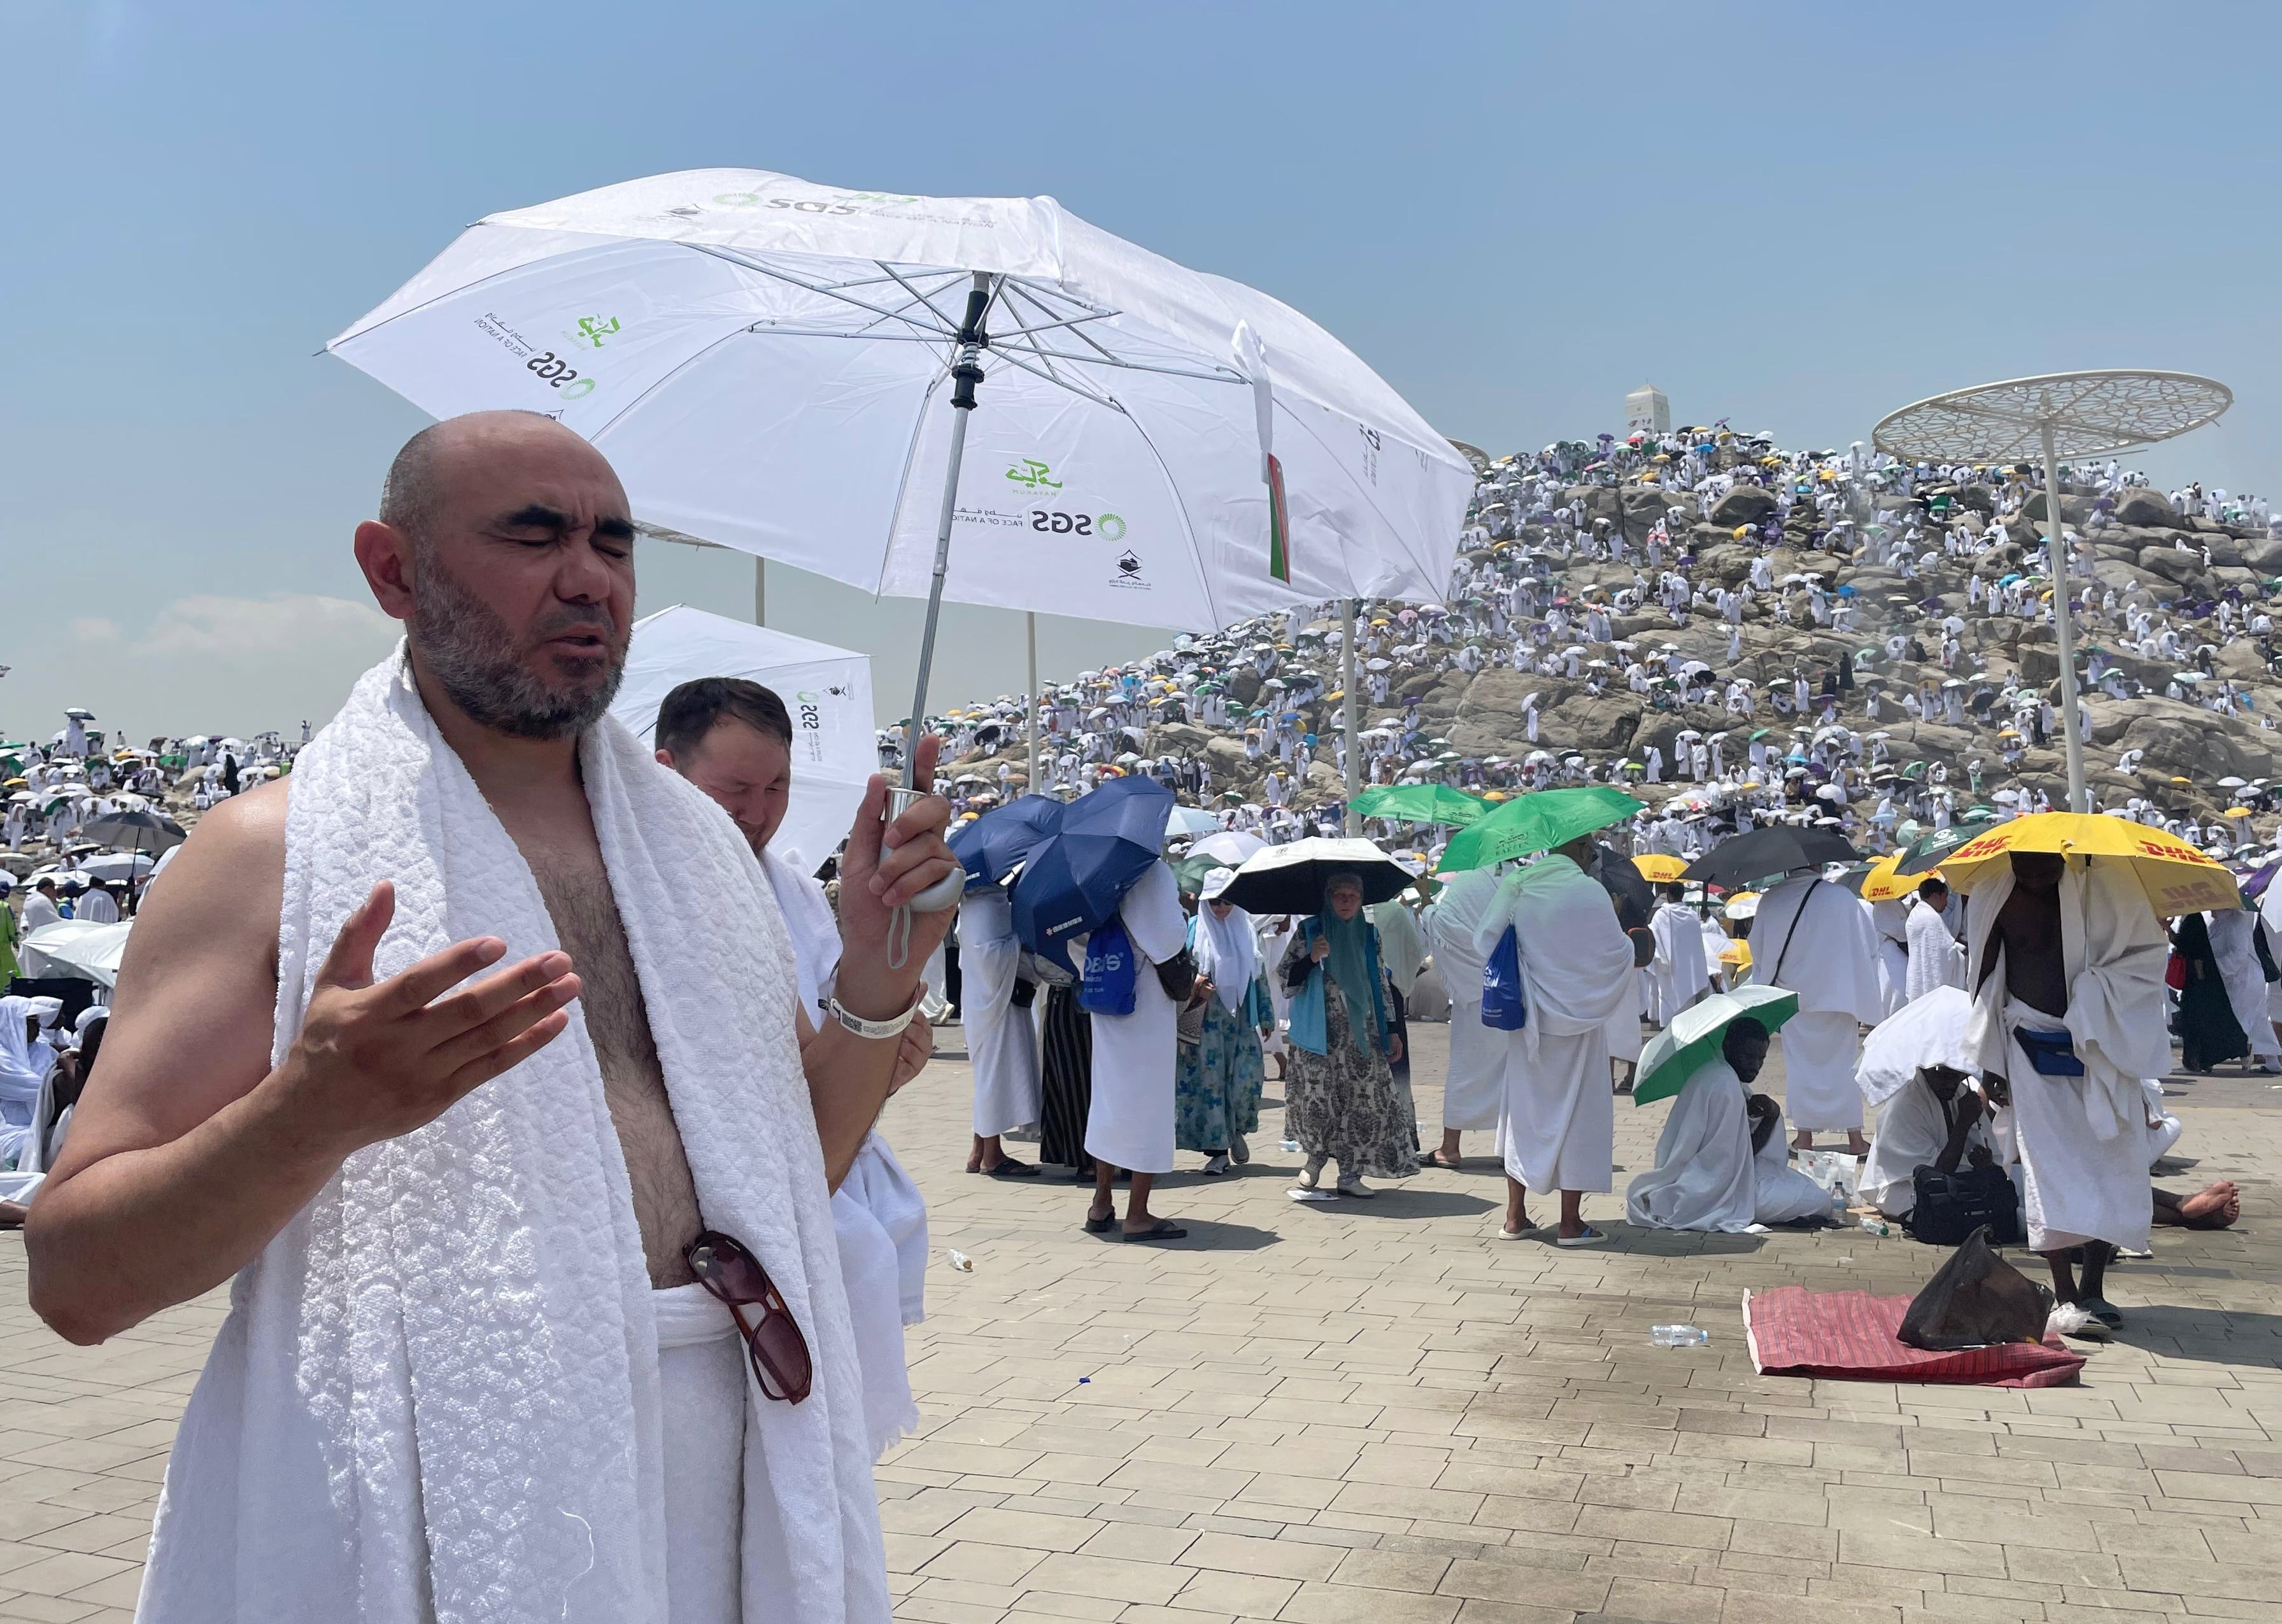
[0,1021,2274,1622]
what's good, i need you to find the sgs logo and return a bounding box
[1030,511,1128,541]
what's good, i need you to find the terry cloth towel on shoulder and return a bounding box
[134,647,889,1624]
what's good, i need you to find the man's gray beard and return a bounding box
[409,553,624,741]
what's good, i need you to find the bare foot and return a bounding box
[2180,1182,2241,1229]
[1792,1130,1813,1152]
[1847,1131,1870,1157]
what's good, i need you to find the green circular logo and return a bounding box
[796,690,821,703]
[560,378,596,401]
[1097,513,1127,542]
[712,191,763,207]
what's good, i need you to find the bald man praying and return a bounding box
[26,412,955,1623]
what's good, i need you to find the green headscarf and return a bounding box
[1314,872,1381,1055]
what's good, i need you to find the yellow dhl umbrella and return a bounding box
[2224,807,2254,818]
[1481,790,1510,803]
[1856,851,1920,902]
[1631,853,1690,883]
[2171,776,2191,785]
[1719,939,1752,968]
[1936,812,2241,916]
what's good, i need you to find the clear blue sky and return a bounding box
[6,0,2279,742]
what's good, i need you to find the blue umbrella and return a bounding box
[948,794,1065,889]
[1011,777,1174,970]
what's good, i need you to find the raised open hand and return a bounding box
[278,882,583,1154]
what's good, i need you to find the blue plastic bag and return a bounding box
[1078,917,1137,1017]
[1481,925,1527,1030]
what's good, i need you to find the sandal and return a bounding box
[1121,1218,1188,1243]
[2080,1296,2124,1329]
[985,1158,1041,1179]
[1083,1210,1117,1234]
[1555,1226,1611,1247]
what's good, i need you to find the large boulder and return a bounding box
[2115,488,2179,527]
[1709,484,1780,527]
[2246,535,2282,577]
[2018,491,2092,525]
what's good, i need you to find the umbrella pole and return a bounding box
[1341,598,1361,833]
[2039,416,2090,814]
[903,272,995,793]
[1026,611,1040,794]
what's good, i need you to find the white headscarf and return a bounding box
[1193,868,1256,1012]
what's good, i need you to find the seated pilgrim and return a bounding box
[1859,1063,1995,1220]
[1626,1018,1827,1231]
[2139,1077,2241,1229]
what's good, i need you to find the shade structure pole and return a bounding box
[754,556,767,626]
[1025,611,1040,793]
[903,271,994,793]
[1341,597,1361,834]
[2038,416,2090,813]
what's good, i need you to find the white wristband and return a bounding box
[827,991,924,1041]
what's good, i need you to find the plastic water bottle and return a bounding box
[1859,1215,1892,1238]
[1650,1325,1710,1347]
[1828,1185,1848,1221]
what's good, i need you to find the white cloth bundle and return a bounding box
[137,651,889,1624]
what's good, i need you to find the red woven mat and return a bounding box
[1743,1287,2085,1388]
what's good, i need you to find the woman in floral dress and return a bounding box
[1175,870,1270,1175]
[1280,872,1417,1199]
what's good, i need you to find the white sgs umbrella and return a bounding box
[327,167,1473,750]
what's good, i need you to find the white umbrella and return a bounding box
[19,920,132,988]
[1187,830,1267,869]
[1165,805,1222,837]
[329,167,1471,749]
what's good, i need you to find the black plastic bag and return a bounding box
[1897,1226,2052,1350]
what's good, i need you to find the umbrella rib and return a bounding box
[679,243,954,341]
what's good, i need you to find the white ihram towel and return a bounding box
[136,650,889,1624]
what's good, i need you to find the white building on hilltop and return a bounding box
[1626,384,1669,437]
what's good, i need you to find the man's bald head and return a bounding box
[354,412,638,742]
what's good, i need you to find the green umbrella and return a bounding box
[1350,783,1490,826]
[1894,817,1999,876]
[1173,853,1231,893]
[1435,786,1644,873]
[1633,986,1801,1106]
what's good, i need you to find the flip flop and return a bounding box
[1083,1211,1117,1234]
[1289,1187,1338,1203]
[1555,1227,1611,1247]
[985,1159,1040,1179]
[1121,1218,1188,1243]
[1496,1224,1534,1240]
[1430,1152,1464,1171]
[2081,1296,2124,1329]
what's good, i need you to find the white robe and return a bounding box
[1904,896,1967,1000]
[1474,857,1634,1192]
[1624,1059,1755,1232]
[1860,1076,1994,1218]
[1870,900,1910,1017]
[1964,863,2167,1253]
[765,851,931,1464]
[1754,1129,1833,1224]
[2207,908,2279,1061]
[1424,869,1503,1130]
[1751,875,1886,1131]
[958,890,1041,1137]
[1084,861,1186,1175]
[1645,902,1709,1024]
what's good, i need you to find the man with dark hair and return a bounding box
[30,411,953,1620]
[656,674,935,1464]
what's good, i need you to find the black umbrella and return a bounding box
[1682,825,1861,891]
[79,808,186,918]
[1215,837,1411,916]
[80,809,186,852]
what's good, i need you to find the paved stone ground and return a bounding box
[0,1022,2275,1622]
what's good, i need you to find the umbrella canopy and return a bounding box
[1187,830,1268,870]
[74,851,158,884]
[328,168,1471,639]
[1722,891,1761,921]
[1936,812,2241,915]
[1436,787,1645,873]
[1215,837,1410,915]
[947,793,1065,888]
[1164,804,1222,837]
[78,808,187,854]
[1010,777,1174,969]
[18,919,132,989]
[1631,853,1690,884]
[1892,817,2004,877]
[1350,783,1489,828]
[1682,826,1861,891]
[1633,986,1801,1106]
[1840,852,1919,903]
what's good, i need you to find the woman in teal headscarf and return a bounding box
[1279,872,1416,1198]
